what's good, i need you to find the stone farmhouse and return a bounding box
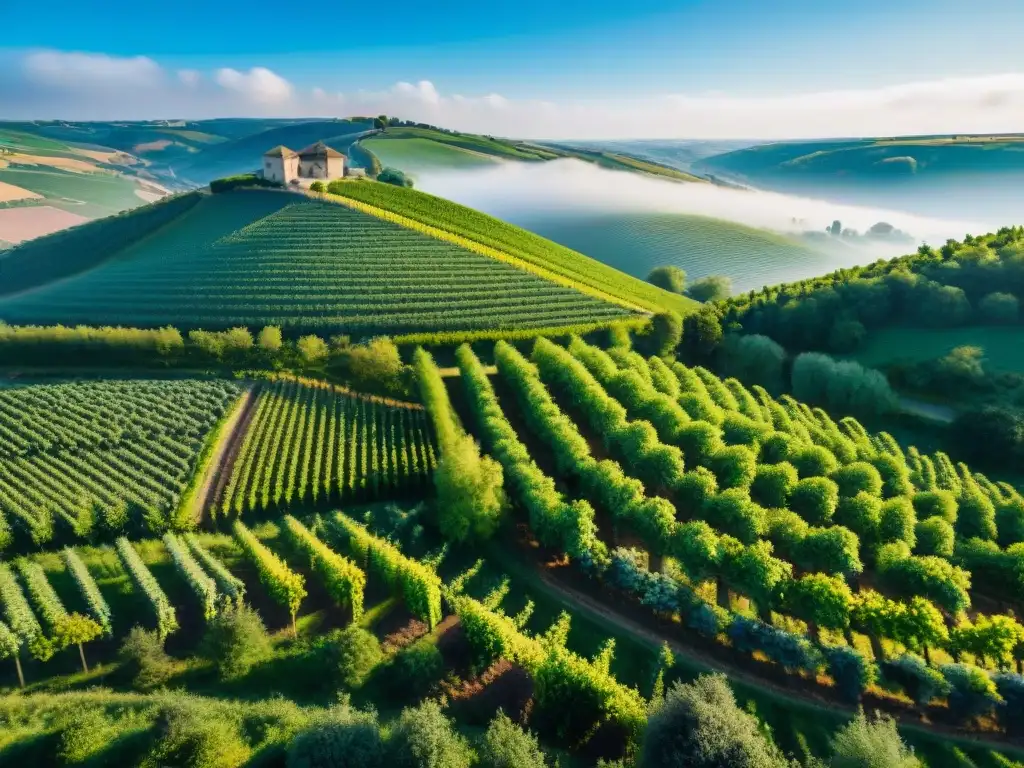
[262,141,346,185]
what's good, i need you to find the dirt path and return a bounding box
[195,384,260,521]
[505,552,1024,755]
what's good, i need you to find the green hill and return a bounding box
[695,134,1024,182]
[0,186,657,337]
[327,179,696,316]
[518,212,835,292]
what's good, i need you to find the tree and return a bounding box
[829,712,920,768]
[54,613,102,673]
[914,517,954,558]
[647,266,687,294]
[750,462,798,508]
[829,220,843,236]
[950,614,1024,668]
[951,406,1024,469]
[309,180,326,194]
[378,167,414,187]
[956,489,997,541]
[374,115,389,131]
[783,573,853,641]
[687,275,733,302]
[434,433,506,542]
[788,477,840,525]
[333,337,409,396]
[996,497,1024,548]
[258,325,283,354]
[718,334,786,393]
[978,292,1019,323]
[646,310,682,358]
[118,626,175,690]
[202,603,273,680]
[941,663,1003,722]
[640,673,788,768]
[387,699,474,768]
[478,711,547,768]
[297,334,329,365]
[681,306,723,361]
[0,621,23,688]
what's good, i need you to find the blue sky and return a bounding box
[2,0,1024,137]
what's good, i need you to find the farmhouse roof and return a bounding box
[263,145,298,158]
[297,141,345,159]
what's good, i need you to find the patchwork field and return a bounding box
[362,136,503,173]
[0,206,89,244]
[0,190,638,335]
[848,325,1024,373]
[519,211,839,292]
[0,166,153,219]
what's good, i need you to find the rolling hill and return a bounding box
[0,184,686,337]
[516,211,840,292]
[695,134,1024,182]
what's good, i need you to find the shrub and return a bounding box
[676,422,724,464]
[639,673,788,768]
[911,490,957,524]
[883,654,950,706]
[389,642,444,699]
[717,334,786,393]
[378,167,414,187]
[941,663,1003,722]
[996,498,1024,547]
[148,703,249,768]
[647,265,687,294]
[830,712,921,768]
[750,462,798,508]
[321,625,384,690]
[956,489,997,541]
[386,699,474,768]
[202,603,273,680]
[674,467,719,513]
[685,602,730,638]
[994,673,1024,736]
[824,645,876,703]
[788,477,840,525]
[119,625,175,690]
[287,707,386,768]
[56,708,115,764]
[703,490,765,544]
[878,498,917,548]
[759,432,797,464]
[791,353,898,417]
[792,445,840,479]
[978,292,1019,323]
[434,433,506,542]
[709,445,757,490]
[914,518,954,558]
[686,275,732,302]
[832,463,884,498]
[478,711,547,768]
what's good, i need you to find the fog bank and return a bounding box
[414,159,986,247]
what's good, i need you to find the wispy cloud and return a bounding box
[3,49,1024,139]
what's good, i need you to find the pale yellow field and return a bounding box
[0,206,89,244]
[134,189,164,203]
[71,148,136,164]
[132,139,173,153]
[0,180,42,203]
[7,153,103,173]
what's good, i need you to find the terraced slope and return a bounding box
[329,181,696,315]
[0,189,638,335]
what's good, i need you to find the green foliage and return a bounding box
[978,292,1019,323]
[792,445,840,479]
[116,537,179,639]
[390,641,444,699]
[287,707,385,768]
[877,543,971,613]
[717,334,786,393]
[878,498,917,548]
[941,663,1003,721]
[950,614,1024,668]
[378,167,414,187]
[829,711,921,768]
[914,517,955,557]
[912,490,958,524]
[334,513,443,629]
[478,711,547,768]
[202,603,273,680]
[233,521,306,627]
[647,265,687,294]
[284,516,366,619]
[702,490,765,544]
[883,654,951,706]
[687,275,733,302]
[791,353,898,417]
[789,476,840,525]
[824,645,876,703]
[750,462,798,508]
[996,497,1024,547]
[386,699,474,768]
[709,445,758,490]
[640,673,787,768]
[145,701,250,768]
[119,625,175,690]
[782,573,853,633]
[956,489,998,541]
[321,625,383,690]
[832,462,884,498]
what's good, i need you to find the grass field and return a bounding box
[848,325,1024,373]
[0,166,148,218]
[0,190,636,335]
[520,211,836,292]
[362,136,503,172]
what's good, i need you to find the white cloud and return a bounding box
[214,66,292,104]
[23,50,163,88]
[3,50,1024,140]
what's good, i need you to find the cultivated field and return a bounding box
[0,206,89,244]
[0,190,638,335]
[362,136,502,172]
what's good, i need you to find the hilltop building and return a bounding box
[262,141,346,185]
